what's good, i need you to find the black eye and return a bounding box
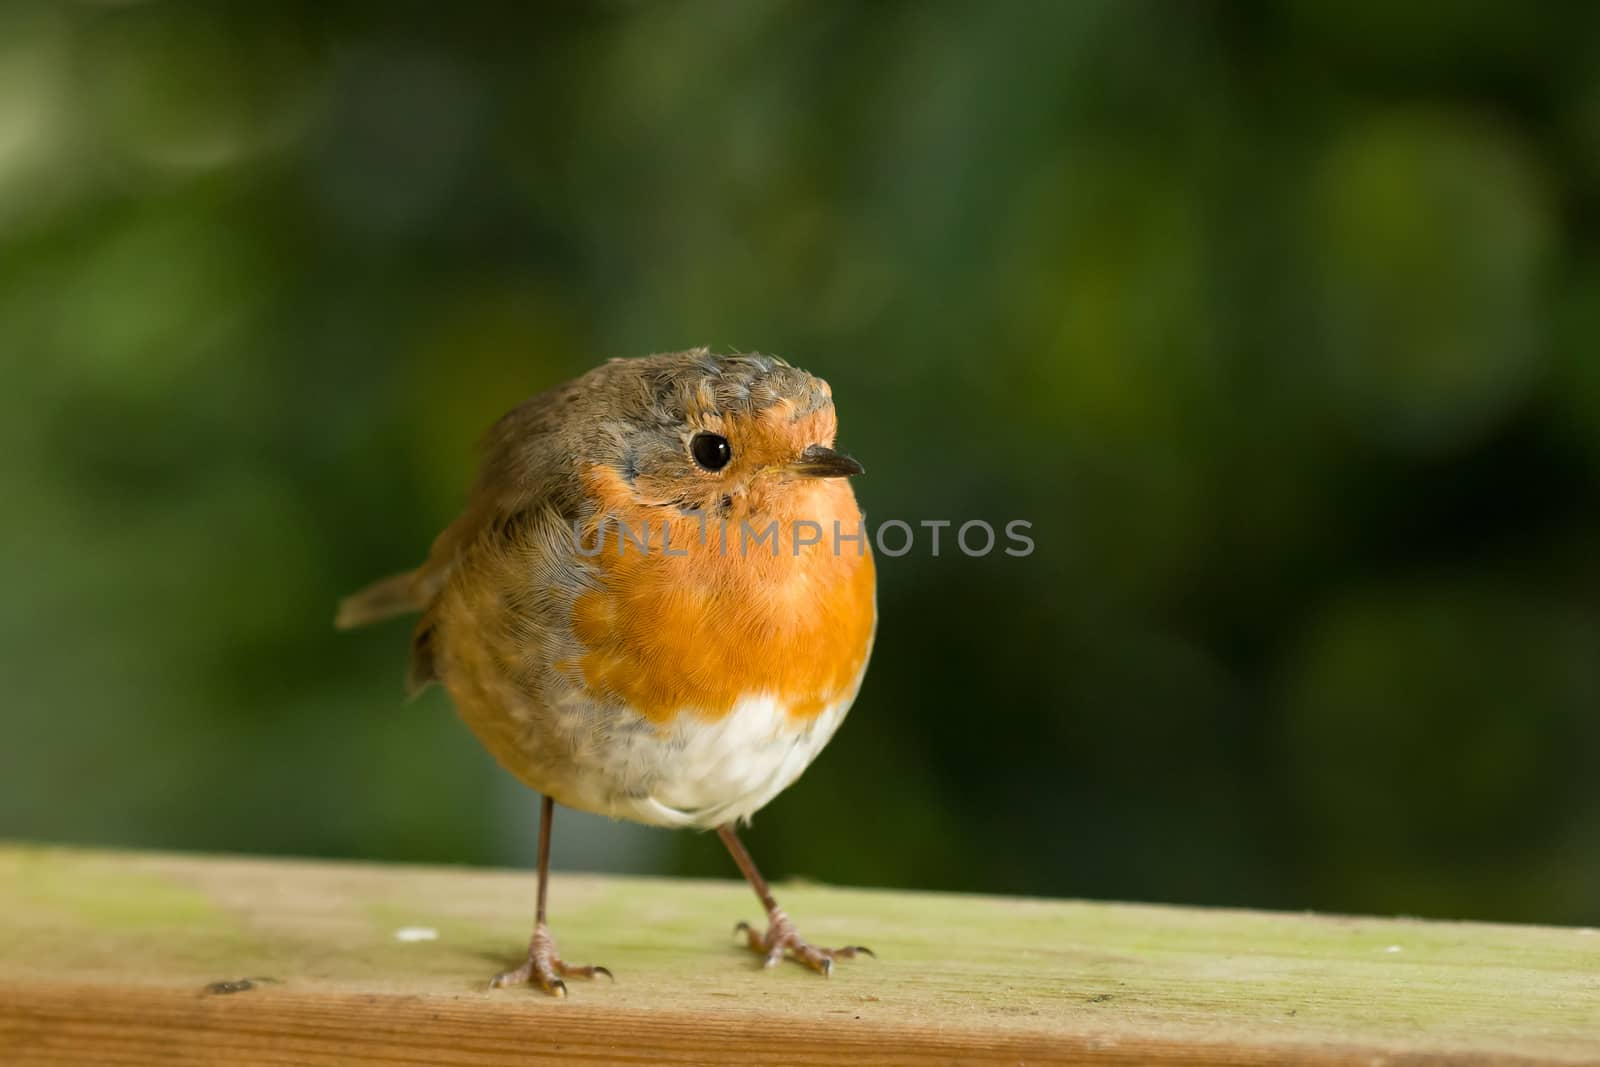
[690,433,732,471]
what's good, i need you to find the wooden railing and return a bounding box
[0,845,1594,1064]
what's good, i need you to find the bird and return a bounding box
[336,348,877,996]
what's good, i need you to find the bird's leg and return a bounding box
[491,795,612,996]
[717,823,874,975]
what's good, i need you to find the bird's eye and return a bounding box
[690,432,732,472]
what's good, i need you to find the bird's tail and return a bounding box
[335,569,425,629]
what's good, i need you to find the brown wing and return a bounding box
[337,376,594,696]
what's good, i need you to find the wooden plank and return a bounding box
[0,845,1594,1065]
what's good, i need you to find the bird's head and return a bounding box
[586,349,863,520]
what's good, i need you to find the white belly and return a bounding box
[533,691,853,829]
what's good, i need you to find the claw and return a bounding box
[556,962,611,981]
[733,910,874,977]
[490,922,610,997]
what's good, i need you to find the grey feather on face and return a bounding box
[630,350,830,427]
[566,349,838,512]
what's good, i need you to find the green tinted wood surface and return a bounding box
[0,845,1595,1065]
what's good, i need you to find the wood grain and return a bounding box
[0,845,1595,1065]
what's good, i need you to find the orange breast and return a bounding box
[569,468,876,725]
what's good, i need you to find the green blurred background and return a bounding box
[3,0,1598,927]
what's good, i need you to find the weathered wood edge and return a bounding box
[1,845,1596,1066]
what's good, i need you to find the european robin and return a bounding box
[337,349,876,995]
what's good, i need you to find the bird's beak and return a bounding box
[787,444,865,478]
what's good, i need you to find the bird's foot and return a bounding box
[490,922,612,996]
[734,907,874,975]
